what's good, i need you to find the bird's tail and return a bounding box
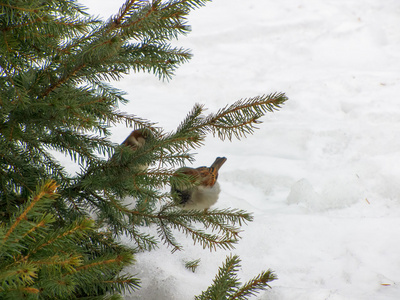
[210,157,227,171]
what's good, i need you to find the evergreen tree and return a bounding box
[0,0,286,298]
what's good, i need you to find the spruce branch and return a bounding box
[199,208,254,228]
[101,274,141,294]
[176,103,206,137]
[10,214,54,247]
[128,227,159,252]
[0,263,38,286]
[166,93,287,150]
[230,270,277,300]
[73,253,132,272]
[1,180,59,245]
[21,218,94,262]
[195,254,241,300]
[111,110,158,130]
[30,254,83,273]
[83,191,159,252]
[134,205,253,252]
[0,3,38,13]
[171,219,237,251]
[205,93,288,140]
[195,255,277,300]
[184,258,201,273]
[157,218,183,253]
[109,0,192,41]
[120,43,193,79]
[104,202,248,253]
[0,180,139,299]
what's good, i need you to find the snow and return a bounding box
[82,0,400,299]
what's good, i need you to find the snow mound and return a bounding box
[287,176,364,211]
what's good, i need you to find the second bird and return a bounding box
[121,129,149,150]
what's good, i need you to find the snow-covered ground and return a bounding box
[83,1,400,299]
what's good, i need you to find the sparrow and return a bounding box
[121,129,149,150]
[171,157,227,210]
[83,129,151,184]
[119,129,153,170]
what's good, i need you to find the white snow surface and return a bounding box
[80,1,400,299]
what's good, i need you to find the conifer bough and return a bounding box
[0,0,286,298]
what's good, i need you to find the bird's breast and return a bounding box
[183,182,221,210]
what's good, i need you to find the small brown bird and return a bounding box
[171,157,227,210]
[121,129,149,150]
[120,129,153,170]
